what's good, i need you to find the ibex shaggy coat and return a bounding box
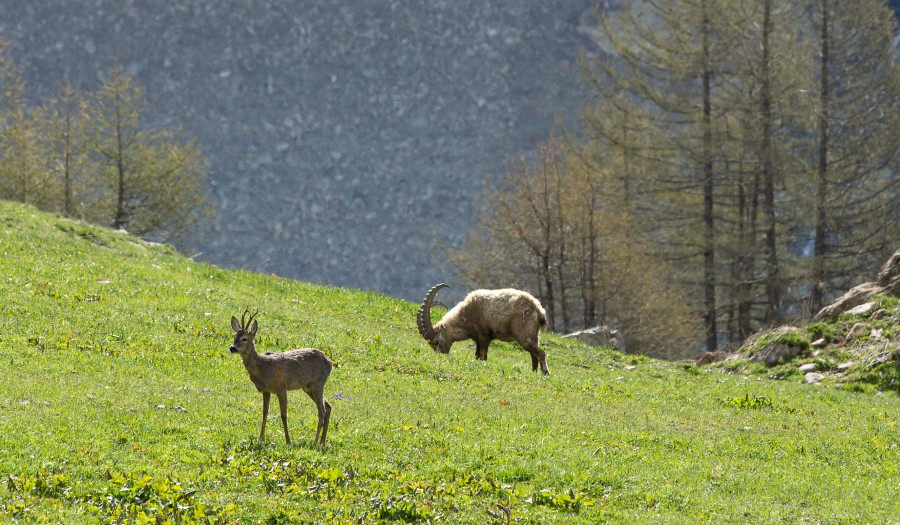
[417,283,549,375]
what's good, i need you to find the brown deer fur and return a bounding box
[229,309,333,445]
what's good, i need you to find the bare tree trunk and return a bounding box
[63,109,73,217]
[60,80,77,218]
[113,101,127,230]
[540,253,555,331]
[701,4,718,352]
[760,0,782,323]
[583,206,597,328]
[549,147,570,332]
[736,162,755,340]
[810,0,830,316]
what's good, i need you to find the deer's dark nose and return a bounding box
[229,345,238,353]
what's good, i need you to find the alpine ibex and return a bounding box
[229,308,333,445]
[416,283,550,375]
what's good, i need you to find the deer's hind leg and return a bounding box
[306,385,331,445]
[319,399,332,445]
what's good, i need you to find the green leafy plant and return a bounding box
[530,488,595,513]
[720,394,773,410]
[806,322,838,342]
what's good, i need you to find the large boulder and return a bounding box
[743,326,807,366]
[749,342,803,366]
[813,248,900,321]
[813,282,884,321]
[875,249,900,295]
[695,351,730,367]
[563,325,625,352]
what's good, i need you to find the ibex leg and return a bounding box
[475,338,490,361]
[522,339,549,376]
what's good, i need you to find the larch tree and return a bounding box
[31,79,85,217]
[0,41,46,207]
[452,142,570,330]
[0,108,48,207]
[449,139,699,358]
[578,0,900,345]
[717,0,814,326]
[805,0,900,314]
[80,67,213,241]
[581,0,738,351]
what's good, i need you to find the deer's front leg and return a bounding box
[260,392,270,441]
[276,390,291,445]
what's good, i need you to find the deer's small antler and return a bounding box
[240,307,259,330]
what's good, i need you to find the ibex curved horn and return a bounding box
[417,283,448,341]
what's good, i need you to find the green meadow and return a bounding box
[0,200,898,524]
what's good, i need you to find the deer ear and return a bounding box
[249,320,258,337]
[231,316,240,333]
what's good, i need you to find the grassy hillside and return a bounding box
[0,200,898,524]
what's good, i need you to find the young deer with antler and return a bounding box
[229,308,333,445]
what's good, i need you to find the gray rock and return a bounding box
[749,343,802,366]
[875,248,900,292]
[805,372,825,384]
[563,326,625,352]
[798,363,817,372]
[847,323,869,340]
[814,282,883,321]
[846,302,876,317]
[695,351,729,367]
[814,248,900,321]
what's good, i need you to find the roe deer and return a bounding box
[229,308,333,445]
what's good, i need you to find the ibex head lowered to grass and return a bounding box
[229,308,333,445]
[416,283,550,375]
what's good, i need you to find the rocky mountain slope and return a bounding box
[0,0,600,300]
